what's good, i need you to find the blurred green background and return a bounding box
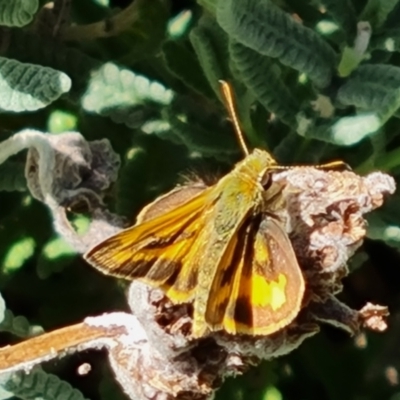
[2,0,400,399]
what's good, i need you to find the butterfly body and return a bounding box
[85,148,305,338]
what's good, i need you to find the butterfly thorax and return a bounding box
[233,149,277,183]
[211,149,277,227]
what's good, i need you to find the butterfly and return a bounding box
[84,81,345,338]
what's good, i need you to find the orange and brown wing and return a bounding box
[84,187,213,303]
[204,215,305,335]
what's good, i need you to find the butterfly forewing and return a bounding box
[85,186,214,302]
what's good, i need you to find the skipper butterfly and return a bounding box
[84,82,345,338]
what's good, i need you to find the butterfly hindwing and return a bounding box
[205,215,305,335]
[200,220,248,334]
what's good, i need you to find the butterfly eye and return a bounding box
[261,171,273,190]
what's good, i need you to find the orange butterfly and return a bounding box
[85,82,344,338]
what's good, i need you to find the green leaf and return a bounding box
[0,369,88,400]
[2,29,98,100]
[0,0,38,27]
[298,113,381,146]
[230,40,298,126]
[197,0,217,15]
[162,40,214,98]
[337,64,400,122]
[190,15,230,99]
[360,0,400,29]
[141,119,171,135]
[0,384,12,400]
[337,46,365,77]
[0,57,71,112]
[373,146,400,171]
[217,0,337,87]
[81,62,174,128]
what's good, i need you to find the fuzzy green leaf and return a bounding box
[198,0,217,15]
[361,0,400,29]
[0,369,88,400]
[3,29,98,100]
[141,119,171,135]
[337,46,365,77]
[298,113,381,146]
[337,64,400,122]
[0,57,71,112]
[162,40,214,98]
[230,40,298,126]
[0,384,12,400]
[82,62,174,128]
[373,146,400,171]
[189,15,230,99]
[0,0,38,27]
[217,0,337,87]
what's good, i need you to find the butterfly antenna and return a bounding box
[219,80,249,156]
